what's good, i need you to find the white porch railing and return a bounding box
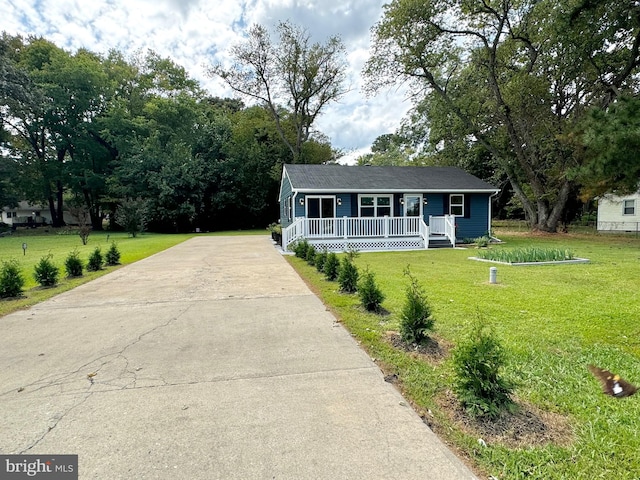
[429,214,456,245]
[282,217,305,250]
[282,216,445,252]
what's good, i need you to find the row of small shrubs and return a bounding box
[293,239,515,420]
[293,240,431,343]
[0,243,121,298]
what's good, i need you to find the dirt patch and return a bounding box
[436,390,574,448]
[383,330,451,363]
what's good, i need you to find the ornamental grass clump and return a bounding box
[64,249,84,277]
[399,266,434,344]
[452,319,516,419]
[478,247,574,263]
[357,267,385,312]
[0,259,24,298]
[33,254,59,288]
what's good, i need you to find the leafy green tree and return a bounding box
[114,198,148,237]
[210,21,348,163]
[364,0,640,232]
[577,95,640,197]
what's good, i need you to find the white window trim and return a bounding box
[403,194,423,218]
[449,194,465,217]
[305,195,336,218]
[622,199,636,216]
[358,194,393,217]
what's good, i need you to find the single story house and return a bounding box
[1,201,76,227]
[597,192,640,233]
[278,164,499,252]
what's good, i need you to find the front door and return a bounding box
[403,194,422,234]
[307,196,336,236]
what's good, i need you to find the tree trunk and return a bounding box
[55,180,65,227]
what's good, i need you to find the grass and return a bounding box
[0,228,266,317]
[286,229,640,479]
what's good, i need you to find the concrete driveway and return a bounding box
[0,236,477,479]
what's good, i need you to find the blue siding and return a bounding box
[279,173,294,227]
[455,194,490,239]
[281,186,492,239]
[295,196,305,218]
[424,194,444,220]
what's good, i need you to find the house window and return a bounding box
[449,194,464,216]
[623,199,636,216]
[359,195,392,217]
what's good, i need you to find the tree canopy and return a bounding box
[364,0,640,231]
[0,32,336,233]
[209,21,348,164]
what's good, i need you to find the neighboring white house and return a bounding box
[597,192,640,232]
[1,201,76,227]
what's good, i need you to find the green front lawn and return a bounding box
[287,230,640,479]
[0,229,267,317]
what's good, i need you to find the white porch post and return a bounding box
[384,215,389,238]
[343,216,348,239]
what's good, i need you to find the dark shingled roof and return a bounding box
[284,164,498,192]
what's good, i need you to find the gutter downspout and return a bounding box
[489,190,500,241]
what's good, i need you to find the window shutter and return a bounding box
[443,194,449,215]
[464,195,471,218]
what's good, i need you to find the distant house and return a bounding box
[597,192,640,233]
[1,201,76,227]
[278,164,499,252]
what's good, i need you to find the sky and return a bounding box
[1,0,411,162]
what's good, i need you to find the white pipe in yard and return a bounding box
[489,267,497,284]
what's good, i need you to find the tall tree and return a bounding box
[364,0,640,231]
[209,21,348,163]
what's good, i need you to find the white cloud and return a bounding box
[1,0,408,155]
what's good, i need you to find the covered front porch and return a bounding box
[281,215,456,252]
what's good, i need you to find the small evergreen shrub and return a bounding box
[338,256,359,293]
[33,254,59,287]
[293,240,310,259]
[105,242,121,266]
[87,247,104,271]
[357,267,385,312]
[305,244,316,265]
[400,266,434,344]
[452,319,516,419]
[323,252,340,281]
[65,249,84,277]
[0,259,24,298]
[315,249,328,273]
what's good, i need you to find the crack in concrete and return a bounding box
[13,305,193,453]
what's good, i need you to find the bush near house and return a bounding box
[358,267,385,313]
[64,249,84,277]
[33,254,59,287]
[87,247,103,272]
[399,266,434,344]
[338,255,359,293]
[105,242,121,266]
[0,259,24,298]
[323,252,339,281]
[452,319,516,419]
